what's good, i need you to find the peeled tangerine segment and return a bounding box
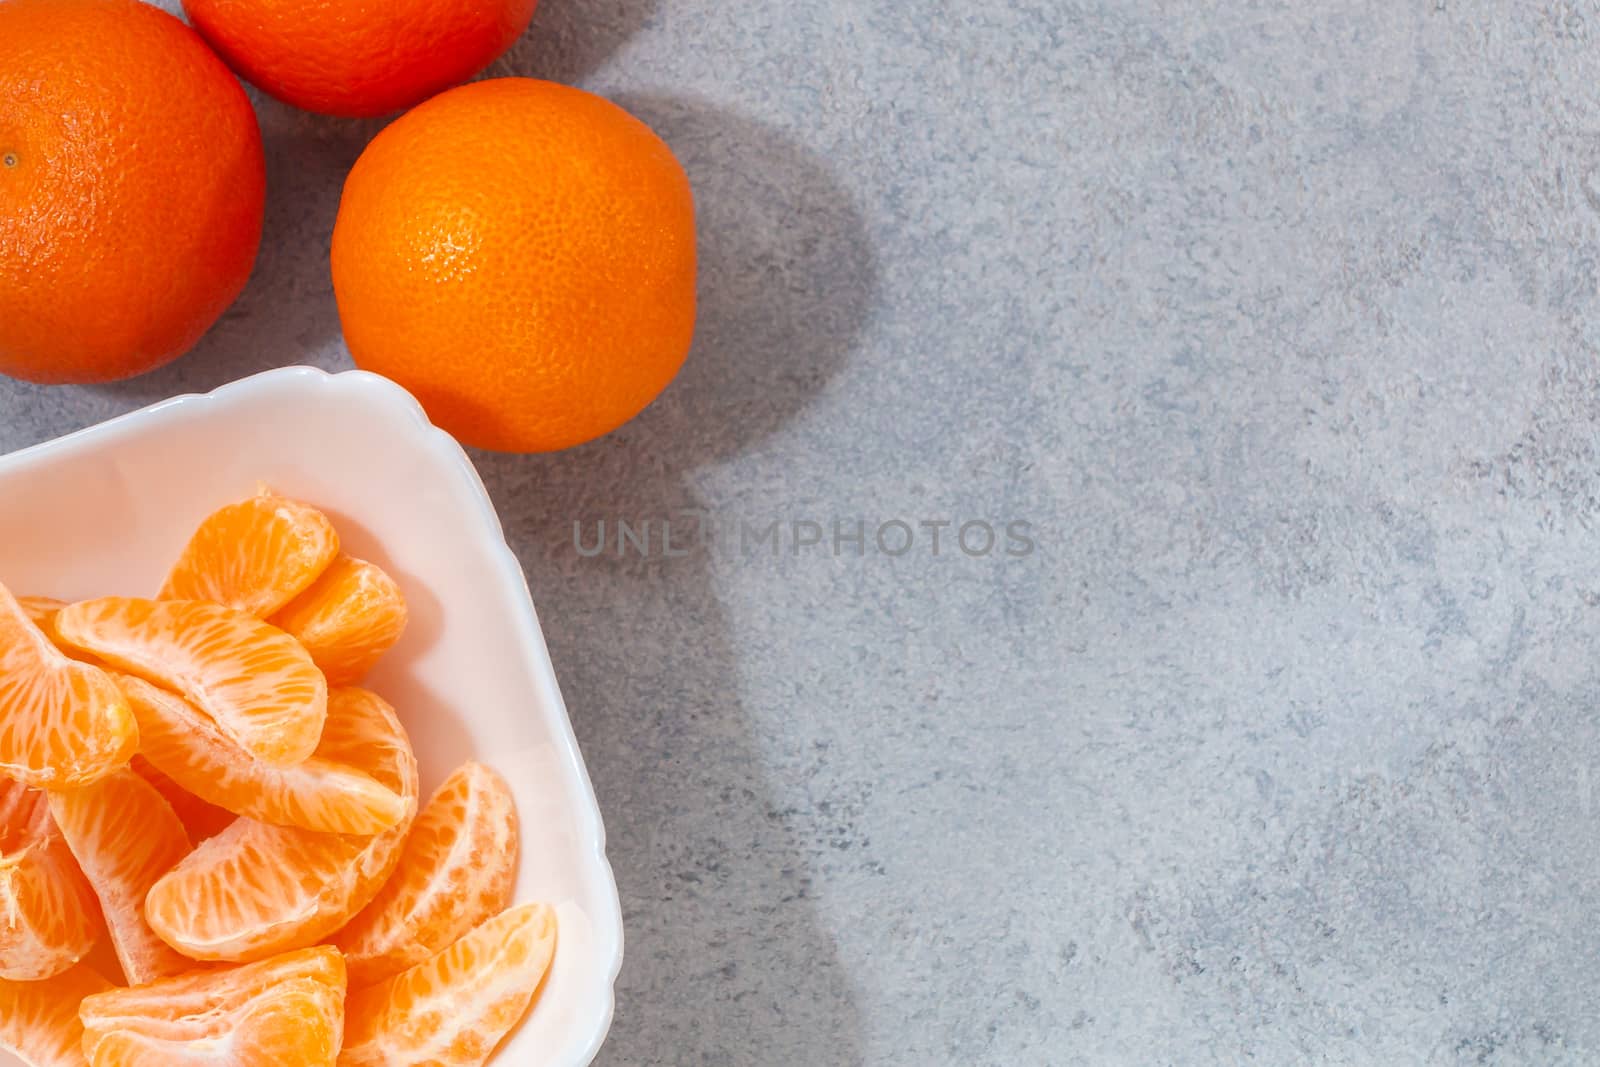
[270,555,408,686]
[120,674,406,835]
[0,779,101,982]
[48,770,195,986]
[53,597,327,768]
[159,488,340,618]
[129,756,236,843]
[337,761,519,987]
[17,595,65,628]
[145,689,418,963]
[342,903,558,1067]
[0,582,137,789]
[78,945,346,1067]
[0,962,110,1067]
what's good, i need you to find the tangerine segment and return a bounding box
[269,556,407,686]
[0,962,110,1067]
[341,903,557,1067]
[17,597,75,657]
[0,779,101,981]
[48,770,195,986]
[129,756,235,843]
[337,761,518,987]
[121,675,406,835]
[17,596,65,628]
[53,598,327,768]
[159,489,340,617]
[145,689,418,963]
[0,582,137,789]
[16,599,109,671]
[79,946,346,1067]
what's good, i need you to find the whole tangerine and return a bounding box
[332,79,697,453]
[183,0,541,118]
[0,0,265,385]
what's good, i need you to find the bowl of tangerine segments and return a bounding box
[0,368,621,1067]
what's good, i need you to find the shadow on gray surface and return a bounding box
[596,91,880,463]
[472,99,877,1064]
[86,101,381,405]
[499,0,662,86]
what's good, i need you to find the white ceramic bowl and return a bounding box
[0,367,622,1066]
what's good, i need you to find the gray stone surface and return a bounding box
[7,0,1600,1062]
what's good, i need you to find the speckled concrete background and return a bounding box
[7,1,1600,1063]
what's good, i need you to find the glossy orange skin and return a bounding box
[183,0,541,118]
[0,0,264,384]
[332,79,697,453]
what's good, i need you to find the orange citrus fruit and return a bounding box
[332,78,697,452]
[0,779,101,981]
[269,555,407,685]
[79,945,346,1066]
[54,597,327,768]
[48,770,194,986]
[120,675,406,835]
[182,0,539,119]
[0,962,110,1067]
[0,582,136,789]
[336,761,519,986]
[16,596,112,671]
[145,689,418,963]
[17,596,64,628]
[129,755,236,843]
[341,902,557,1067]
[160,489,340,617]
[0,0,265,384]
